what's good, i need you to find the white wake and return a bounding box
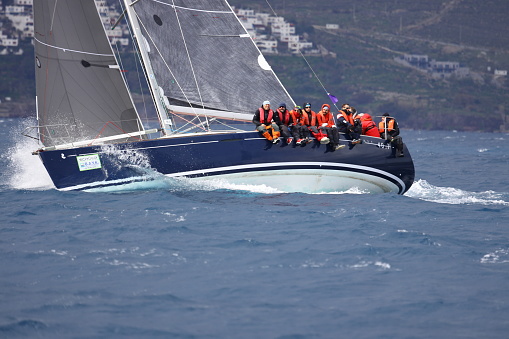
[406,179,509,206]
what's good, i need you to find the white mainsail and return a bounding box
[125,0,295,121]
[33,0,145,147]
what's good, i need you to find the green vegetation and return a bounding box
[0,41,35,102]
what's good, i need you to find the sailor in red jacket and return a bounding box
[252,100,281,144]
[317,104,345,150]
[358,113,380,138]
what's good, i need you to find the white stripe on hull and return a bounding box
[182,168,401,194]
[60,162,404,194]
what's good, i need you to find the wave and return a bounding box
[481,248,509,264]
[406,179,509,206]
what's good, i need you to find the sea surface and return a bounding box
[1,118,508,338]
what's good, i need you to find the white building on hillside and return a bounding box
[14,0,32,5]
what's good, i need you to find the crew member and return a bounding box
[359,113,380,137]
[289,105,308,145]
[302,103,329,144]
[276,103,296,144]
[317,104,344,150]
[337,103,361,144]
[379,112,404,157]
[252,100,280,144]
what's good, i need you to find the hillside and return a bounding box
[230,0,509,132]
[1,0,508,132]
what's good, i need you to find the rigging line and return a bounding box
[33,37,115,57]
[113,41,143,132]
[148,0,231,14]
[50,0,58,32]
[173,115,208,133]
[214,119,246,131]
[118,0,150,127]
[263,0,340,111]
[114,42,128,89]
[170,0,209,131]
[132,11,206,130]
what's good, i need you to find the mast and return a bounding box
[122,0,174,135]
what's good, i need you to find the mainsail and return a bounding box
[127,0,295,120]
[33,0,143,147]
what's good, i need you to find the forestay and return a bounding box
[33,1,144,147]
[128,0,295,120]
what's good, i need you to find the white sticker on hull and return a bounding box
[77,154,102,171]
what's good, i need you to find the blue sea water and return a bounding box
[1,118,508,338]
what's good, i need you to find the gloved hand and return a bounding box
[322,123,328,127]
[332,125,337,128]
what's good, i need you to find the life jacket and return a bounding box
[317,104,334,127]
[293,111,308,126]
[277,109,291,125]
[337,110,354,125]
[259,107,274,124]
[378,118,395,133]
[289,110,300,125]
[362,121,380,137]
[302,110,317,126]
[357,114,378,137]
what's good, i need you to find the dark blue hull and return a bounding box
[37,131,415,194]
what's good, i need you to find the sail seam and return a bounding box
[148,0,231,14]
[170,0,208,129]
[33,37,114,57]
[131,10,207,131]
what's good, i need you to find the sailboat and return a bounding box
[27,0,414,194]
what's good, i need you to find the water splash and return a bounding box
[174,177,286,194]
[406,179,509,206]
[100,143,152,171]
[5,119,54,190]
[316,187,369,195]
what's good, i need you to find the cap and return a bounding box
[263,100,270,105]
[382,112,390,116]
[279,103,286,108]
[303,102,311,108]
[294,105,302,109]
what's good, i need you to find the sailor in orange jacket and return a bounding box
[379,112,404,157]
[289,105,309,145]
[317,104,345,150]
[336,103,361,144]
[276,103,298,144]
[252,100,281,144]
[301,103,329,144]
